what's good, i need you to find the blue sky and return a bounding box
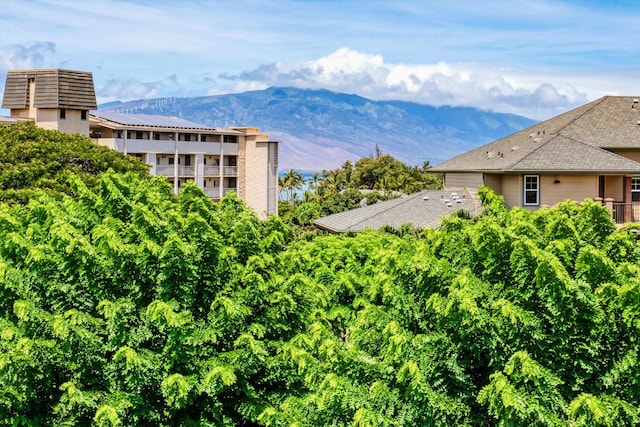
[1,0,639,119]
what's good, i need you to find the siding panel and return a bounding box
[444,173,483,189]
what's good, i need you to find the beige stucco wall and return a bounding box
[35,108,90,135]
[484,174,502,194]
[497,174,598,210]
[241,135,271,219]
[604,175,624,201]
[540,175,597,206]
[500,175,522,208]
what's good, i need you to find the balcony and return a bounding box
[156,165,174,177]
[224,166,238,176]
[203,188,221,199]
[204,166,220,176]
[178,166,195,177]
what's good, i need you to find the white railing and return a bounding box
[204,166,220,176]
[178,166,195,176]
[156,165,174,177]
[224,166,238,175]
[203,188,221,198]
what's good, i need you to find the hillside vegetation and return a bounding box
[0,165,638,425]
[0,123,149,203]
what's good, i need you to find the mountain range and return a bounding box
[100,87,537,171]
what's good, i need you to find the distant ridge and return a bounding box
[100,87,537,171]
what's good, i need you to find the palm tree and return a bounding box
[282,169,304,203]
[308,172,323,192]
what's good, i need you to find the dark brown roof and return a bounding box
[2,69,97,110]
[431,96,640,174]
[314,189,483,232]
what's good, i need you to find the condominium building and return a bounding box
[89,111,278,217]
[1,68,278,217]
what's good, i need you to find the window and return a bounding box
[184,156,191,166]
[81,110,87,120]
[168,157,174,165]
[60,108,66,119]
[184,134,191,141]
[154,133,160,140]
[523,175,539,206]
[632,177,640,202]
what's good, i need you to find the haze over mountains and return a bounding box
[100,87,537,171]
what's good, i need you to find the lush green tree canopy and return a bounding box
[0,166,638,425]
[0,123,149,203]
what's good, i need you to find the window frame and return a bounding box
[632,176,640,202]
[523,174,540,206]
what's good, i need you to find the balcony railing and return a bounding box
[203,188,221,199]
[612,203,640,224]
[178,166,195,176]
[224,166,238,176]
[204,166,220,176]
[156,165,174,177]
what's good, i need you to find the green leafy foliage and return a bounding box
[0,163,638,426]
[0,122,149,203]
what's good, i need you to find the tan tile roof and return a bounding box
[314,189,483,232]
[430,96,640,174]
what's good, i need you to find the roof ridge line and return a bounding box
[555,96,608,137]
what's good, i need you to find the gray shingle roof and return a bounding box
[430,96,640,174]
[314,189,483,232]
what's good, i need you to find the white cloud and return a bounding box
[0,42,56,75]
[219,48,625,119]
[97,77,168,104]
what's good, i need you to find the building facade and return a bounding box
[430,96,640,223]
[2,68,278,218]
[89,111,278,217]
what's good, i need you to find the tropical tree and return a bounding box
[0,164,638,426]
[0,122,149,203]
